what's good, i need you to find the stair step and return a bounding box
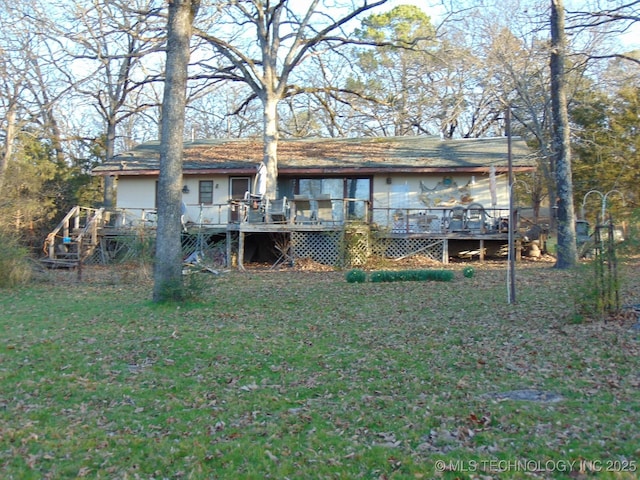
[40,258,79,269]
[56,253,79,259]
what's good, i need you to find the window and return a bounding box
[295,177,371,222]
[230,177,251,200]
[199,180,214,204]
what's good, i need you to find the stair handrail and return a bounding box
[43,206,103,260]
[74,208,105,260]
[44,206,81,258]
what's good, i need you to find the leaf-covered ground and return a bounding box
[1,256,639,479]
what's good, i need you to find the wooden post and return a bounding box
[238,231,245,271]
[47,234,55,260]
[76,237,83,281]
[507,107,516,304]
[74,207,80,230]
[91,212,98,246]
[479,239,485,261]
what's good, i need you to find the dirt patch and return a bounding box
[482,390,564,403]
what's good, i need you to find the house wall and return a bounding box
[181,175,232,225]
[114,171,512,229]
[116,175,232,226]
[371,172,510,228]
[117,177,156,210]
[372,172,509,210]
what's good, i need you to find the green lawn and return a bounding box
[1,258,639,479]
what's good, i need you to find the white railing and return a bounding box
[370,206,512,234]
[101,201,517,234]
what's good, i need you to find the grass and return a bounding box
[1,257,640,479]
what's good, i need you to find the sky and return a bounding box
[380,0,639,51]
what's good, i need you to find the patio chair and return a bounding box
[447,206,466,232]
[293,195,314,223]
[465,202,486,233]
[243,191,265,223]
[315,194,333,224]
[266,197,289,223]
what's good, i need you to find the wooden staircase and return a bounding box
[42,206,105,268]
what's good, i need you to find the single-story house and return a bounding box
[54,135,536,267]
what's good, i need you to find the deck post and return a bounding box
[442,239,449,264]
[238,231,245,271]
[91,213,99,246]
[479,239,485,261]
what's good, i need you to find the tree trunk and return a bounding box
[153,0,200,302]
[550,0,578,268]
[103,119,117,208]
[0,103,16,192]
[262,94,279,200]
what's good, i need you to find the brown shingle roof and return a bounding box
[93,135,536,175]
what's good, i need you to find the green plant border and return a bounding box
[346,268,455,283]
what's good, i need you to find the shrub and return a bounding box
[346,269,367,283]
[463,266,475,278]
[0,233,32,288]
[368,269,454,283]
[369,270,387,283]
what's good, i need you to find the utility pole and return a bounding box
[507,107,516,304]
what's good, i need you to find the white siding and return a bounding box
[116,175,232,226]
[371,173,510,230]
[372,173,509,210]
[117,177,157,209]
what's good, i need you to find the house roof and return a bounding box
[93,135,537,176]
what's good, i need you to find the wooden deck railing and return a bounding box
[109,200,515,234]
[44,206,105,261]
[370,206,513,234]
[47,202,516,240]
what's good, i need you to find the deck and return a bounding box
[219,199,517,268]
[43,200,526,269]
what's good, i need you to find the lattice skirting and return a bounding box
[371,237,445,262]
[83,231,227,267]
[291,231,343,267]
[290,231,442,267]
[83,247,105,265]
[84,233,155,265]
[181,232,227,266]
[83,230,446,267]
[344,229,370,266]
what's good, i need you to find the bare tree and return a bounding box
[37,0,166,206]
[153,0,200,303]
[550,0,578,268]
[184,83,263,139]
[0,56,21,192]
[0,3,48,191]
[482,24,557,222]
[0,1,70,211]
[194,0,388,199]
[567,0,640,65]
